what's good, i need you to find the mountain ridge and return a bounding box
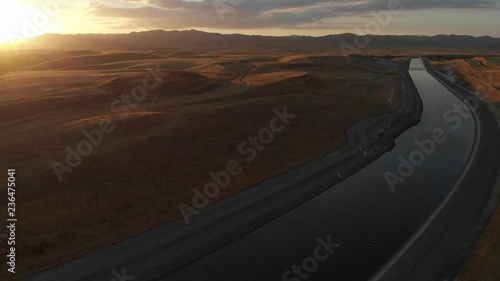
[18,29,500,52]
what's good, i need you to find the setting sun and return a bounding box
[0,0,55,43]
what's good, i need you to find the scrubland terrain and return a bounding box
[431,56,500,281]
[431,56,500,104]
[0,49,406,279]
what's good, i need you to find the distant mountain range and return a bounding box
[17,29,500,52]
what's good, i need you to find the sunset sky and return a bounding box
[1,0,499,43]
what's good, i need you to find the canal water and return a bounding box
[163,58,475,281]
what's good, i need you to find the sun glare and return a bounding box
[0,0,52,43]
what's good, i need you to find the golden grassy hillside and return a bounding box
[432,57,500,103]
[0,50,404,279]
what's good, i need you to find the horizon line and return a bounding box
[32,29,500,40]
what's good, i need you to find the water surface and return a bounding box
[163,59,475,281]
